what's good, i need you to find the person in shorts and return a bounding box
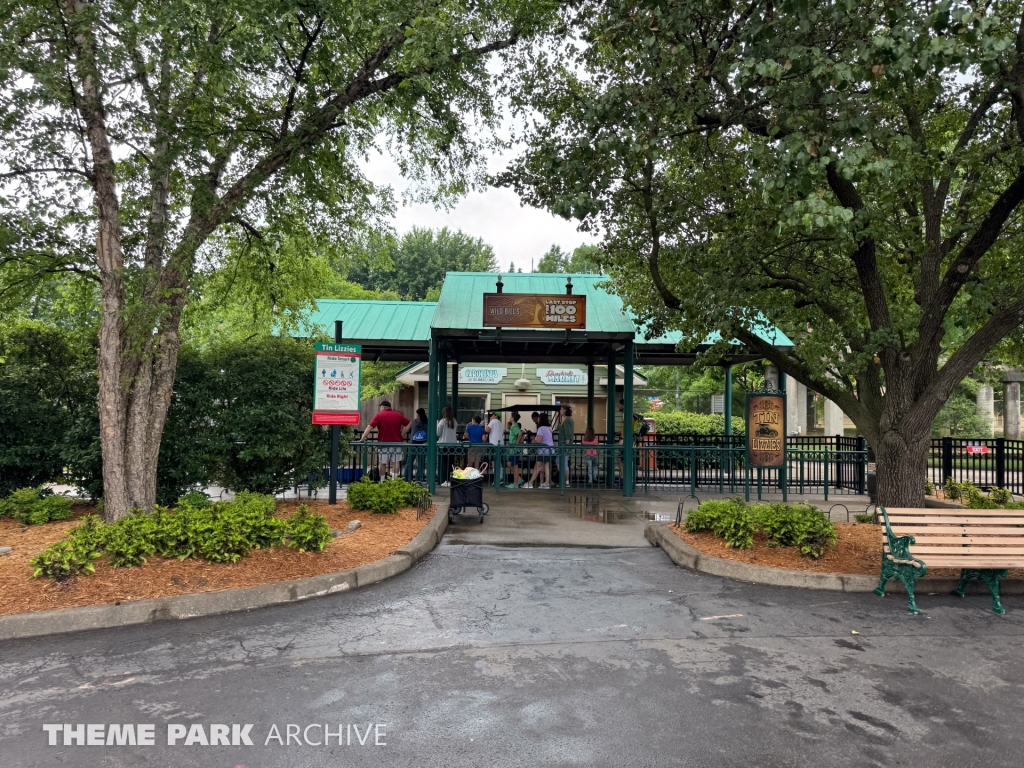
[505,412,523,488]
[359,400,409,479]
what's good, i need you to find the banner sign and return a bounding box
[747,393,786,467]
[459,366,507,385]
[537,367,588,385]
[313,342,361,425]
[482,293,587,329]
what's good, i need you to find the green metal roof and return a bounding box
[643,325,794,348]
[301,300,436,342]
[431,273,636,334]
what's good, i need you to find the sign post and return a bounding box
[745,385,786,501]
[313,325,361,504]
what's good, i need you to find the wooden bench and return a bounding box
[876,506,1024,614]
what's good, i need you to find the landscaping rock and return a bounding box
[347,520,362,531]
[0,546,11,557]
[330,530,344,538]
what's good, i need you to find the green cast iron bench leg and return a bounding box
[953,569,1009,615]
[875,555,927,615]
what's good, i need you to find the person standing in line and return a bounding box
[485,410,505,482]
[404,407,429,482]
[582,425,600,485]
[465,415,487,469]
[359,400,409,480]
[524,413,554,489]
[557,404,575,481]
[505,412,523,488]
[436,405,458,487]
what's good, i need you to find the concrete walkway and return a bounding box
[436,486,872,547]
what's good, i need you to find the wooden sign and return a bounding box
[483,293,587,329]
[747,394,786,467]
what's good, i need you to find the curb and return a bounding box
[645,522,1024,596]
[0,506,447,642]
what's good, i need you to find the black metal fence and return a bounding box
[927,437,1024,494]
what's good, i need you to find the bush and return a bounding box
[924,480,935,496]
[684,499,837,557]
[990,487,1013,505]
[639,410,744,436]
[854,512,877,524]
[0,486,74,525]
[31,515,104,580]
[101,512,159,567]
[286,505,332,552]
[347,476,424,514]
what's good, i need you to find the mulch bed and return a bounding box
[0,500,434,617]
[670,523,1024,578]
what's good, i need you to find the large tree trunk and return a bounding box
[874,428,930,508]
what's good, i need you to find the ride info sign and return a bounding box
[482,293,587,329]
[312,343,362,425]
[747,394,786,468]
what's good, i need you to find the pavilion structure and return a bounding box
[304,272,794,496]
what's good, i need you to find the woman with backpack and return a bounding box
[404,408,428,482]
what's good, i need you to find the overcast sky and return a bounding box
[360,146,599,273]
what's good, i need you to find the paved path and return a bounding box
[1,545,1022,767]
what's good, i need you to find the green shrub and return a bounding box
[224,492,287,549]
[177,491,212,510]
[990,487,1013,505]
[638,410,744,436]
[683,499,740,533]
[347,477,423,515]
[685,499,836,557]
[198,505,252,563]
[100,512,160,567]
[791,509,838,559]
[924,480,935,496]
[286,505,332,552]
[965,485,999,509]
[854,512,877,524]
[153,503,211,560]
[31,515,104,580]
[943,476,962,499]
[0,486,73,525]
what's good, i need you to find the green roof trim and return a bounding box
[299,300,436,342]
[431,272,636,334]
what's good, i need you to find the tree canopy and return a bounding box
[535,243,603,273]
[502,0,1024,504]
[346,226,498,299]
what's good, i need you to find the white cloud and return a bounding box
[360,148,598,272]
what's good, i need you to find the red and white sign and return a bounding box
[312,342,362,426]
[965,444,990,454]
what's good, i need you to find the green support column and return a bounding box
[779,372,788,501]
[724,365,733,491]
[451,361,459,420]
[606,345,617,485]
[587,363,595,428]
[622,340,635,497]
[438,342,447,413]
[426,339,438,493]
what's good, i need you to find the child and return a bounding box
[582,426,600,485]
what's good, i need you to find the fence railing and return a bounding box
[927,436,1024,494]
[331,438,867,498]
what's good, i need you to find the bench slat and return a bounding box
[885,536,1024,545]
[885,507,1024,517]
[909,559,1024,567]
[887,546,1024,555]
[884,528,1024,536]
[886,516,1024,525]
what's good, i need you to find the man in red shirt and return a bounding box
[360,401,410,479]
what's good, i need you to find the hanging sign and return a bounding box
[537,367,588,385]
[747,393,786,467]
[459,366,507,385]
[483,293,587,329]
[313,342,362,425]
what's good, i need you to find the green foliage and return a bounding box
[854,513,877,524]
[215,492,287,550]
[30,515,103,580]
[932,380,989,438]
[346,477,424,515]
[990,487,1014,505]
[925,480,936,496]
[535,244,602,273]
[286,505,332,553]
[0,486,73,525]
[685,499,837,558]
[177,492,212,510]
[640,410,744,436]
[100,513,159,568]
[347,227,498,300]
[0,321,94,496]
[208,336,331,495]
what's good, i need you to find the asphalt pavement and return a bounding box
[1,544,1022,767]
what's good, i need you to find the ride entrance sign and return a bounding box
[313,343,362,425]
[482,293,587,329]
[747,393,786,468]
